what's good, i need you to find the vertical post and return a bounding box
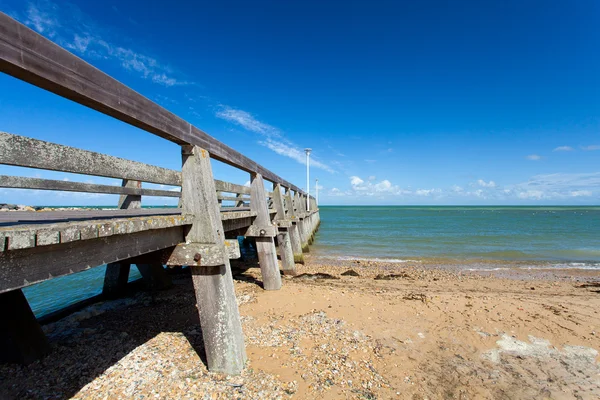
[181,145,246,375]
[305,149,311,211]
[103,179,140,298]
[294,191,310,253]
[0,289,50,364]
[285,188,304,264]
[235,193,245,207]
[249,173,282,290]
[272,184,296,275]
[118,179,142,209]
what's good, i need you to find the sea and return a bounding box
[23,206,600,317]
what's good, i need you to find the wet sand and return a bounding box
[1,258,600,399]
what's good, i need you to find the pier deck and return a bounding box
[0,11,320,373]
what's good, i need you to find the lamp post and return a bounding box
[305,148,311,211]
[315,178,319,206]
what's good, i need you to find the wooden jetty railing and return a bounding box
[0,13,321,374]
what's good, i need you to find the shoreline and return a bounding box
[305,254,600,279]
[2,258,600,399]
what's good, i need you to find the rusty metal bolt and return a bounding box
[193,253,201,262]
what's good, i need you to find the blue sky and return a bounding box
[0,0,598,205]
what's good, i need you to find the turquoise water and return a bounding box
[311,206,600,265]
[23,206,600,317]
[23,265,143,318]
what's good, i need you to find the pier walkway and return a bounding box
[0,13,320,375]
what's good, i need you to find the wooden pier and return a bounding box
[0,13,320,374]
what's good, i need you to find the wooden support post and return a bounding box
[118,179,142,209]
[295,192,310,253]
[102,262,131,299]
[272,184,296,275]
[0,289,50,364]
[249,173,282,290]
[217,191,223,206]
[285,189,304,264]
[102,179,140,297]
[235,193,245,207]
[181,145,246,375]
[136,263,172,291]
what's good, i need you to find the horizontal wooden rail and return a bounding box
[0,132,182,186]
[217,195,248,202]
[214,180,251,195]
[0,13,305,194]
[0,175,181,197]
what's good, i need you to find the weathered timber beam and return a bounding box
[0,14,305,194]
[217,195,249,202]
[164,239,241,267]
[0,175,181,197]
[0,226,184,293]
[214,180,251,195]
[0,132,182,185]
[0,214,193,251]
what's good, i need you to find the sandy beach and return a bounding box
[2,257,600,399]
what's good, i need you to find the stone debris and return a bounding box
[341,269,360,277]
[243,310,388,395]
[293,273,339,281]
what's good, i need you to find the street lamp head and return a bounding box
[304,148,312,155]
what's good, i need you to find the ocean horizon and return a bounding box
[23,205,600,318]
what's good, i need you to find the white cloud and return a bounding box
[345,175,411,197]
[509,172,599,200]
[374,180,392,192]
[553,146,574,152]
[215,105,335,173]
[350,176,364,186]
[367,176,377,181]
[570,190,592,197]
[328,188,346,196]
[18,1,191,87]
[451,185,464,193]
[260,139,335,173]
[581,145,600,151]
[415,188,441,197]
[517,190,544,200]
[477,179,496,188]
[25,3,59,37]
[216,107,280,137]
[526,154,542,161]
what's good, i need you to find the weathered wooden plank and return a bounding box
[214,180,251,195]
[219,210,257,221]
[0,208,182,226]
[221,216,255,233]
[181,145,246,375]
[164,239,240,267]
[0,175,181,197]
[244,225,278,238]
[0,214,193,251]
[0,133,182,186]
[0,226,184,293]
[0,15,305,194]
[217,195,250,202]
